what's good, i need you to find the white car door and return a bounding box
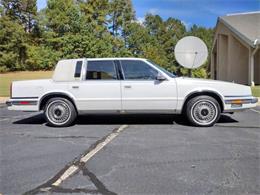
[120,60,178,113]
[69,60,121,112]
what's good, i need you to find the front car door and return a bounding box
[119,59,178,113]
[70,59,121,112]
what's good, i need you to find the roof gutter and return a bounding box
[252,39,259,56]
[253,38,259,46]
[219,17,257,48]
[250,39,259,86]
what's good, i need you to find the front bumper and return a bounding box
[223,96,258,112]
[224,97,258,104]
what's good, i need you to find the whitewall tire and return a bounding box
[185,95,221,127]
[44,97,77,127]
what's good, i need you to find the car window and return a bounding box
[120,60,158,80]
[86,61,117,80]
[147,60,176,78]
[74,61,82,78]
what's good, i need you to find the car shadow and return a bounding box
[217,114,238,123]
[13,113,238,126]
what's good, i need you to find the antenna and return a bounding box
[174,36,208,69]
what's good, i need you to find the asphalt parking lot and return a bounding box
[0,106,259,195]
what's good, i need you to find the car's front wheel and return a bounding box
[185,95,221,127]
[44,97,77,127]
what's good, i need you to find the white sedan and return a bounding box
[6,58,258,127]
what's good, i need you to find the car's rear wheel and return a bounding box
[185,95,221,127]
[44,97,77,127]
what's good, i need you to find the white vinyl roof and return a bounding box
[52,59,83,81]
[52,58,148,81]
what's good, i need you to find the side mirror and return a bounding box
[156,73,167,81]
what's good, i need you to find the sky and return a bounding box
[37,0,260,29]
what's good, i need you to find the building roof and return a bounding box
[218,11,260,47]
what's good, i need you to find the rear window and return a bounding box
[74,61,82,78]
[86,61,117,80]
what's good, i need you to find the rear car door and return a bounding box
[69,60,121,112]
[119,60,177,112]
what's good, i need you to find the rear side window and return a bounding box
[74,61,82,78]
[120,60,158,80]
[86,61,117,80]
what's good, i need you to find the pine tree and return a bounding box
[0,0,214,76]
[80,0,109,34]
[109,0,135,37]
[1,0,37,32]
[0,15,27,71]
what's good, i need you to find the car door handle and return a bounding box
[72,86,79,89]
[124,85,132,89]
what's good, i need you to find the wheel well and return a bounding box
[39,93,77,111]
[182,91,224,113]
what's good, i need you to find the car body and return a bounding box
[6,58,258,127]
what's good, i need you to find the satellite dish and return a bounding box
[174,36,208,69]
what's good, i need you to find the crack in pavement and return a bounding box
[107,155,260,170]
[35,136,99,139]
[23,125,128,195]
[215,125,260,129]
[1,132,99,140]
[43,167,116,195]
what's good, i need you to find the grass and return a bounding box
[251,85,260,97]
[0,71,53,97]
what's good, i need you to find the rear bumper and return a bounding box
[223,96,258,112]
[6,99,39,111]
[6,101,12,106]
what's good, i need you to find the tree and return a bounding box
[0,0,214,77]
[160,17,186,73]
[20,0,37,32]
[1,0,37,32]
[0,0,39,72]
[144,14,164,37]
[80,0,109,34]
[188,24,214,78]
[109,0,135,40]
[144,14,186,73]
[46,0,82,36]
[0,16,27,71]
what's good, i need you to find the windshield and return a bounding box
[147,60,176,78]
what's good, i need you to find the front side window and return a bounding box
[86,61,117,80]
[147,60,176,78]
[120,60,158,80]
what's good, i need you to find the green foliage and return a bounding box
[0,0,214,77]
[109,0,135,37]
[188,24,215,77]
[26,45,61,70]
[0,16,27,71]
[46,0,83,35]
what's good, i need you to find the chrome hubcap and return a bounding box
[47,100,71,125]
[191,100,218,125]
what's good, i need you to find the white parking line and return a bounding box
[52,124,128,187]
[250,109,260,114]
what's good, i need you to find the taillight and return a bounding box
[20,101,30,105]
[10,82,12,98]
